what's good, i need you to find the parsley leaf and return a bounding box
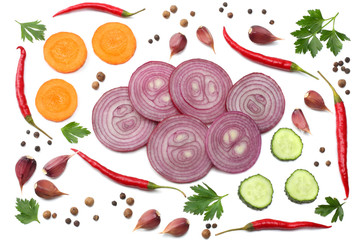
[315,196,345,223]
[291,9,350,57]
[61,122,91,143]
[16,20,46,43]
[184,183,228,221]
[15,198,40,224]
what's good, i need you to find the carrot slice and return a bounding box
[35,79,78,122]
[92,22,136,65]
[43,32,87,73]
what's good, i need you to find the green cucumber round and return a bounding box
[285,169,319,203]
[271,128,303,161]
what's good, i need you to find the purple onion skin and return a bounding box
[248,25,282,44]
[16,156,37,192]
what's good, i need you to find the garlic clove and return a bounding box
[169,33,187,59]
[304,90,331,112]
[292,108,311,134]
[133,209,161,231]
[196,26,215,53]
[248,25,282,44]
[16,156,37,192]
[34,180,68,199]
[43,154,74,178]
[161,218,190,236]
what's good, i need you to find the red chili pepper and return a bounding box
[70,149,186,197]
[216,218,331,235]
[16,46,52,139]
[223,27,318,80]
[318,71,349,200]
[53,2,145,18]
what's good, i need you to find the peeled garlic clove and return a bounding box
[161,218,190,236]
[196,26,215,53]
[15,156,37,192]
[34,180,68,199]
[292,108,311,134]
[43,154,74,178]
[304,90,331,112]
[248,25,282,44]
[170,33,187,58]
[133,209,161,231]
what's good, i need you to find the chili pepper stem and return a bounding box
[291,63,318,80]
[317,71,342,103]
[215,225,250,236]
[147,182,186,198]
[25,115,52,139]
[123,8,146,17]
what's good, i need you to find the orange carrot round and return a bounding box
[43,32,87,73]
[92,22,136,65]
[35,79,78,122]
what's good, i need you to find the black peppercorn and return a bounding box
[93,215,99,221]
[74,220,80,227]
[148,39,153,44]
[262,9,267,14]
[112,200,117,206]
[248,9,253,14]
[35,146,40,152]
[333,62,339,67]
[120,192,126,200]
[345,57,350,63]
[33,132,40,138]
[21,141,26,147]
[223,2,228,7]
[65,218,71,224]
[96,72,105,82]
[47,140,52,145]
[269,20,275,25]
[345,90,350,95]
[154,34,160,41]
[219,7,224,13]
[314,161,319,167]
[332,67,338,72]
[206,223,211,229]
[26,130,30,134]
[212,223,218,228]
[319,147,325,153]
[338,60,344,66]
[345,68,350,74]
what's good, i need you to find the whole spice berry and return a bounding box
[92,81,99,90]
[333,62,339,67]
[345,57,350,63]
[223,2,228,7]
[169,33,187,58]
[20,141,26,147]
[345,90,350,95]
[93,215,99,221]
[248,25,282,44]
[161,218,190,237]
[341,66,346,71]
[212,223,218,228]
[338,60,344,66]
[163,10,170,19]
[26,130,30,134]
[34,179,67,199]
[16,156,37,192]
[345,68,350,74]
[148,39,153,44]
[304,90,330,112]
[180,19,188,27]
[326,160,331,166]
[85,197,94,207]
[269,20,275,25]
[333,66,338,72]
[154,34,160,41]
[126,197,135,206]
[112,200,117,206]
[170,5,177,13]
[338,79,346,88]
[314,161,319,167]
[35,146,41,152]
[219,7,224,13]
[262,9,267,14]
[70,207,78,216]
[65,218,71,224]
[52,213,57,219]
[43,154,74,178]
[47,140,52,145]
[133,209,161,231]
[227,12,233,18]
[248,9,253,14]
[292,108,311,134]
[74,220,80,227]
[206,223,211,229]
[197,26,215,53]
[34,131,40,138]
[120,192,126,200]
[319,147,325,153]
[190,11,195,17]
[96,72,105,82]
[43,210,51,219]
[124,208,133,218]
[202,229,211,239]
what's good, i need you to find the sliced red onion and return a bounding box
[147,115,212,183]
[129,61,180,122]
[226,72,285,133]
[169,58,232,124]
[92,87,157,152]
[206,111,261,173]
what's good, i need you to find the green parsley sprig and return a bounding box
[61,121,91,143]
[15,198,40,224]
[291,9,350,57]
[315,196,345,223]
[16,20,46,43]
[184,183,228,221]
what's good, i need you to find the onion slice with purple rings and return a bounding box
[92,87,157,152]
[129,61,180,122]
[147,115,212,183]
[206,111,261,173]
[169,58,233,124]
[226,72,285,133]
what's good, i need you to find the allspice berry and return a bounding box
[338,79,346,88]
[96,72,105,82]
[126,197,135,206]
[124,208,133,218]
[202,229,211,239]
[170,5,178,13]
[180,19,188,27]
[43,210,51,219]
[93,215,100,221]
[92,81,99,90]
[85,197,95,207]
[52,213,57,219]
[70,207,78,216]
[163,10,170,19]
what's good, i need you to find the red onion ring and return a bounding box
[169,58,233,124]
[92,87,157,152]
[206,111,261,173]
[147,115,212,183]
[226,72,285,133]
[129,61,180,122]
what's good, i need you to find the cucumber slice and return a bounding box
[285,169,319,203]
[271,128,303,161]
[238,174,273,210]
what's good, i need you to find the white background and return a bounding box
[1,0,359,239]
